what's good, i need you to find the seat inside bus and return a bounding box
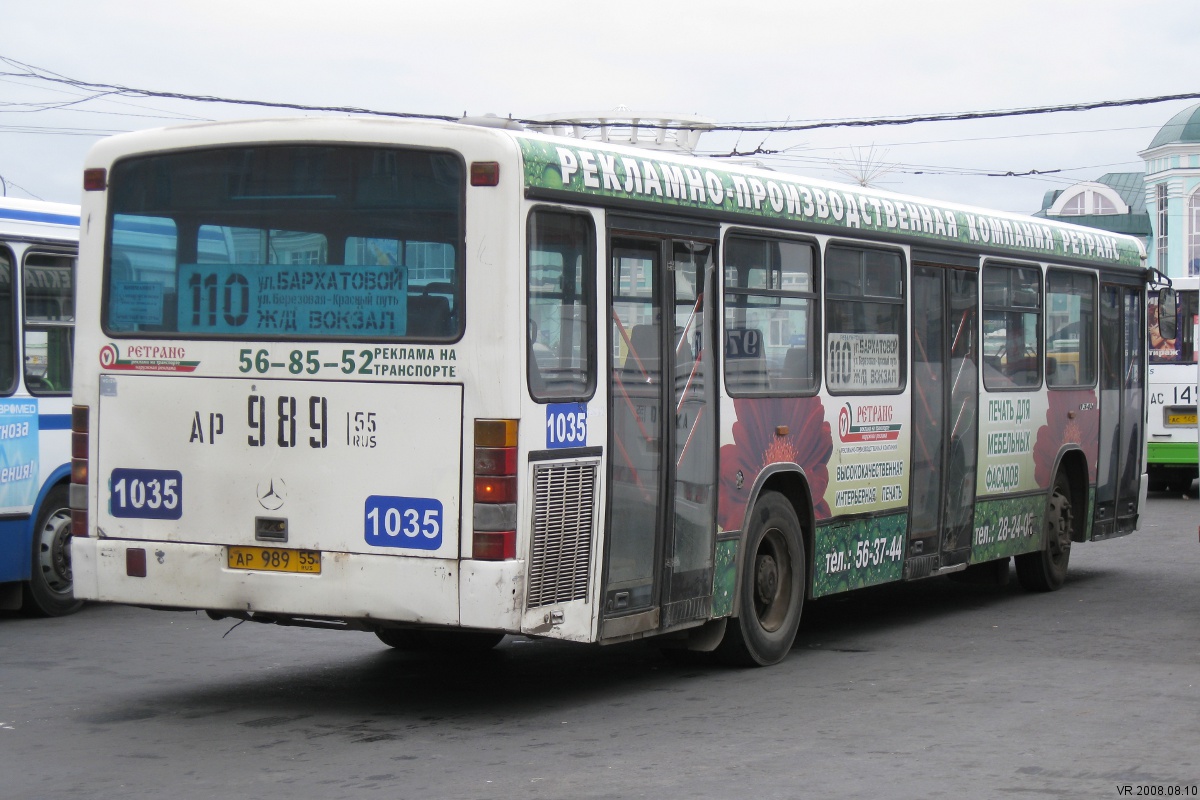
[625,324,659,378]
[407,285,453,337]
[777,346,812,391]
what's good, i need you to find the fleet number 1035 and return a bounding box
[364,495,443,551]
[109,468,184,520]
[546,403,588,449]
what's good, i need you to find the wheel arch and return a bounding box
[1049,446,1089,542]
[731,464,816,617]
[33,465,72,511]
[10,465,72,581]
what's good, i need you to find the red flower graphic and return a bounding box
[1033,389,1100,488]
[718,396,833,531]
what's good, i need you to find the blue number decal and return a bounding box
[110,469,183,520]
[364,496,443,550]
[546,403,587,449]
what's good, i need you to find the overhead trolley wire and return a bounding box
[3,54,1198,134]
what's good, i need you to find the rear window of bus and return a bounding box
[103,145,465,342]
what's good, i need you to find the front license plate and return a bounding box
[1167,413,1197,425]
[227,546,321,574]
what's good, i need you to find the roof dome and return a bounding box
[1146,102,1200,149]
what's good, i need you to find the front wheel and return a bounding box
[717,492,805,667]
[1015,472,1072,592]
[23,486,82,617]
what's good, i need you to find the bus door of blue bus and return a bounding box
[601,218,718,640]
[908,257,979,571]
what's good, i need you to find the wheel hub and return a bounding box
[1046,491,1072,559]
[38,510,74,591]
[755,554,779,605]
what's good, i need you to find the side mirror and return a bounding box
[1158,287,1178,341]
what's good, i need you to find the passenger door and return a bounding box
[601,229,717,639]
[908,261,979,568]
[1095,281,1144,536]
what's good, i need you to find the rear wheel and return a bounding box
[1167,470,1199,494]
[1016,471,1072,592]
[375,628,505,653]
[717,491,805,667]
[23,486,82,617]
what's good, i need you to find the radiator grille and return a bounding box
[527,462,596,608]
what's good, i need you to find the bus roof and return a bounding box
[0,196,81,243]
[83,115,1146,271]
[513,132,1147,271]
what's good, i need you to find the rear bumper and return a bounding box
[1147,441,1199,467]
[71,537,522,629]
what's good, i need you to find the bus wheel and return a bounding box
[1015,472,1073,592]
[376,628,505,653]
[717,491,805,667]
[23,486,82,617]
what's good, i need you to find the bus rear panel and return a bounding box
[71,125,547,637]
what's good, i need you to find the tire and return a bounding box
[22,486,82,617]
[1015,471,1072,592]
[1167,471,1199,494]
[717,491,805,667]
[376,628,505,653]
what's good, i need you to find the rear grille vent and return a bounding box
[527,462,597,608]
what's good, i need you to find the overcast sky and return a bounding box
[3,0,1198,213]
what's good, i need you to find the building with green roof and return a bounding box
[1034,102,1200,279]
[1139,102,1200,278]
[1034,171,1151,248]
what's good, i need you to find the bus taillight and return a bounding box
[469,161,500,187]
[70,405,89,537]
[472,419,517,560]
[83,168,106,191]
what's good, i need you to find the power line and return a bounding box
[0,55,458,123]
[2,53,1198,134]
[0,172,43,200]
[0,54,1186,203]
[0,75,211,121]
[0,124,131,137]
[693,96,1200,134]
[696,124,1164,156]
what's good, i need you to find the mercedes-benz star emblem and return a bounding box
[257,478,287,511]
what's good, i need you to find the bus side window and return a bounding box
[723,234,817,396]
[22,253,75,395]
[526,210,595,401]
[824,244,904,394]
[982,262,1042,391]
[1046,268,1097,388]
[0,249,13,394]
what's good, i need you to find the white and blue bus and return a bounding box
[70,118,1152,665]
[0,197,80,616]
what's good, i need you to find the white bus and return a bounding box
[0,197,80,616]
[71,118,1151,665]
[1147,276,1198,493]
